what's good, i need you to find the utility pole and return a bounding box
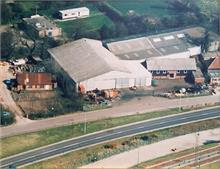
[179,94,181,112]
[137,146,140,165]
[84,111,87,134]
[194,130,200,169]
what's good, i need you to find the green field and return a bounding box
[57,13,114,38]
[107,0,171,17]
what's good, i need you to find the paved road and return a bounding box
[1,94,220,138]
[1,107,219,169]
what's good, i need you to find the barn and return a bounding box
[48,38,152,95]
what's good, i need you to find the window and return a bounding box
[184,70,188,74]
[78,12,80,16]
[64,14,68,16]
[48,32,52,37]
[156,71,160,74]
[164,35,174,40]
[177,34,185,38]
[177,70,180,73]
[163,71,166,74]
[153,38,161,42]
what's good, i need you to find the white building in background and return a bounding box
[58,7,90,20]
[48,38,152,94]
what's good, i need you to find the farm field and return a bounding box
[106,0,172,17]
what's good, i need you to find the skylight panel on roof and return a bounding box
[160,48,166,52]
[174,45,180,50]
[134,53,139,57]
[125,54,130,59]
[164,36,175,40]
[153,38,161,42]
[177,34,185,38]
[147,50,153,55]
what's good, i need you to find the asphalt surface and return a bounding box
[1,107,220,169]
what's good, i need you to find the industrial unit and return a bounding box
[48,38,152,95]
[107,28,202,61]
[145,58,197,79]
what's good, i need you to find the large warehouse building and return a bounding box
[106,28,201,61]
[48,38,152,94]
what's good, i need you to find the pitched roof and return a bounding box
[48,38,130,83]
[107,28,198,60]
[16,73,53,85]
[146,58,196,71]
[208,57,220,70]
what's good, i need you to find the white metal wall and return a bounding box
[60,9,89,19]
[80,71,151,92]
[188,46,201,56]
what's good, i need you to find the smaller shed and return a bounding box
[146,58,196,79]
[208,57,220,85]
[16,72,56,91]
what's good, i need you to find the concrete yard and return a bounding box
[81,128,220,169]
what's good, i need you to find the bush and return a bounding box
[0,111,15,126]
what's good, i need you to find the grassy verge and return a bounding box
[21,119,220,169]
[1,104,219,159]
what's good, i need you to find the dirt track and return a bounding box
[0,65,31,124]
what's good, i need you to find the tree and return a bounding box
[202,31,210,53]
[1,2,13,24]
[100,24,117,39]
[0,31,15,60]
[115,22,128,37]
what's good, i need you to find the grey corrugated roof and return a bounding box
[146,58,196,71]
[48,38,130,82]
[107,28,200,60]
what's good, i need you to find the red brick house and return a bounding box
[16,73,57,91]
[208,57,220,86]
